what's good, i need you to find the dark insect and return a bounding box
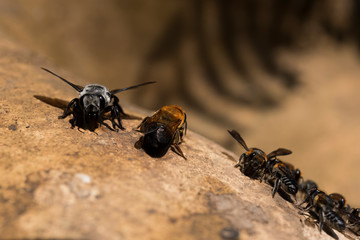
[42,68,155,131]
[329,193,360,236]
[299,188,346,240]
[329,193,350,223]
[298,180,319,206]
[262,150,298,200]
[228,130,267,179]
[282,162,302,185]
[346,208,360,236]
[228,130,292,183]
[135,105,187,159]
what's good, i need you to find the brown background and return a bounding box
[0,0,359,206]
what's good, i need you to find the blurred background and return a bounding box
[0,0,359,205]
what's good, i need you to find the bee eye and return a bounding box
[99,95,105,109]
[249,152,256,159]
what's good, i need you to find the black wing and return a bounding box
[227,130,249,151]
[41,67,84,92]
[267,148,292,159]
[110,81,156,95]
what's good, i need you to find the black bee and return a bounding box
[262,152,298,200]
[346,208,360,236]
[329,193,350,222]
[299,187,346,240]
[135,105,187,159]
[329,193,360,236]
[228,130,267,179]
[228,130,292,181]
[329,193,346,210]
[282,162,302,185]
[298,180,319,206]
[42,68,155,131]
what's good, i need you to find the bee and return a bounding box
[299,189,346,239]
[329,193,360,236]
[262,153,298,200]
[298,180,319,207]
[135,105,187,159]
[228,130,267,179]
[42,68,155,131]
[228,130,292,181]
[282,162,302,184]
[347,208,360,236]
[314,192,346,238]
[329,193,349,220]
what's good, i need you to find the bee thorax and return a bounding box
[80,84,111,104]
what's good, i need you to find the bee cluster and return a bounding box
[228,129,360,240]
[40,68,359,240]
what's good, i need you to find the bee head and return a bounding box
[245,148,267,164]
[80,94,106,113]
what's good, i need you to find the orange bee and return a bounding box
[135,105,187,159]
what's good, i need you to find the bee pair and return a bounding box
[328,193,360,236]
[228,130,299,202]
[297,181,345,239]
[41,68,187,159]
[298,181,360,239]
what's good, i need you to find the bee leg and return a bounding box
[110,106,124,130]
[318,208,325,232]
[69,118,76,128]
[136,117,150,131]
[171,144,187,160]
[103,105,124,131]
[272,178,281,198]
[112,96,128,116]
[59,98,78,119]
[184,114,187,135]
[297,196,311,210]
[101,121,117,131]
[173,129,184,145]
[260,168,268,183]
[98,110,114,131]
[171,130,186,159]
[234,154,244,168]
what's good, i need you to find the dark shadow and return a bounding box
[33,95,69,110]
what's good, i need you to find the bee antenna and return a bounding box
[227,129,249,151]
[110,81,156,95]
[41,67,84,92]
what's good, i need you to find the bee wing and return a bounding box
[227,130,249,151]
[277,162,294,178]
[267,148,292,159]
[183,113,187,135]
[110,81,156,95]
[41,68,84,92]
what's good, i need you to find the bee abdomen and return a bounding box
[324,209,346,231]
[281,176,298,194]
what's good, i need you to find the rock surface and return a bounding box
[0,33,353,240]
